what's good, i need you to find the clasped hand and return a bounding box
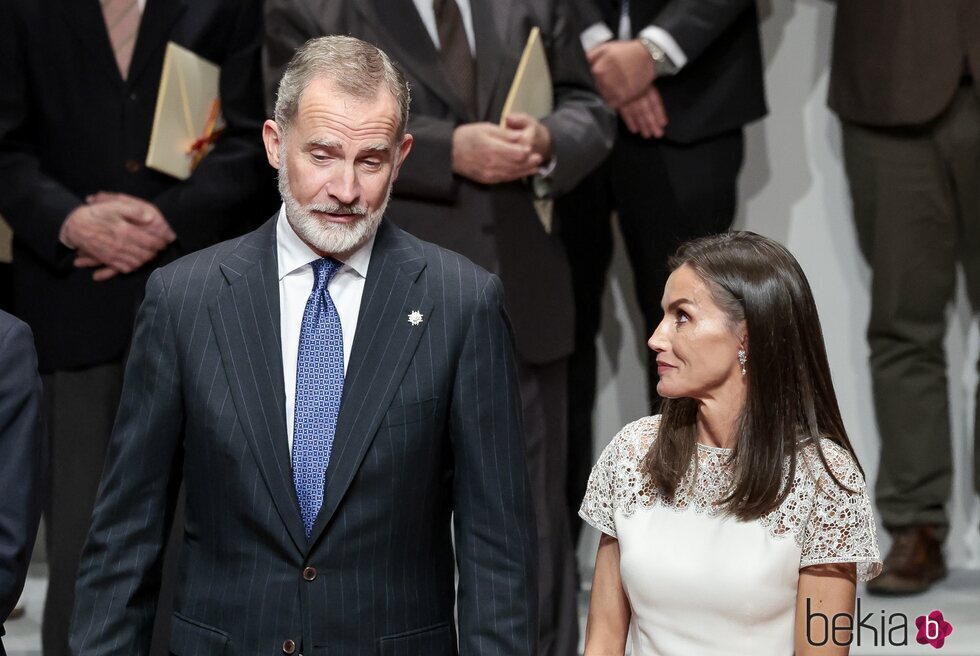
[452,112,553,185]
[588,40,669,139]
[63,192,176,281]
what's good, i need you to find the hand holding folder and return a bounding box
[146,42,225,180]
[500,27,556,233]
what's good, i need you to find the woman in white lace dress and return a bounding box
[580,233,881,656]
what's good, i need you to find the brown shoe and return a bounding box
[866,525,947,596]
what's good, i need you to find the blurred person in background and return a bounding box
[829,0,980,595]
[0,0,278,652]
[558,0,767,547]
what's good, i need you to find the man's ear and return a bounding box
[262,120,283,169]
[391,133,414,181]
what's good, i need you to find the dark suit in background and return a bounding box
[558,0,766,542]
[265,3,614,653]
[830,0,980,594]
[0,311,45,656]
[0,0,277,652]
[71,217,537,655]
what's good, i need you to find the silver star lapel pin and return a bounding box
[408,310,424,326]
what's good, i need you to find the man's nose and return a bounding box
[329,164,360,206]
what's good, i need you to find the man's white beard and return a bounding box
[278,155,391,256]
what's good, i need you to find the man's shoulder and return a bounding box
[155,220,274,287]
[0,310,30,345]
[387,221,496,295]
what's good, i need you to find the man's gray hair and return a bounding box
[274,36,411,138]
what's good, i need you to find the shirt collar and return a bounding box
[275,204,375,281]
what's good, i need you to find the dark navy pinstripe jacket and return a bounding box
[70,217,538,656]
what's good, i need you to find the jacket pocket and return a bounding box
[378,621,456,656]
[383,398,437,427]
[169,612,229,656]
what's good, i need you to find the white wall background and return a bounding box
[583,0,980,571]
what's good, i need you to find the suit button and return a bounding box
[124,159,141,173]
[282,639,296,654]
[303,566,317,581]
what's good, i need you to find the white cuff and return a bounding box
[537,157,558,179]
[532,157,558,199]
[580,22,615,51]
[638,25,688,71]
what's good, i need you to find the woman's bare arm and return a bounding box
[584,533,631,656]
[795,562,858,655]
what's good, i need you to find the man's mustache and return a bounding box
[306,202,367,216]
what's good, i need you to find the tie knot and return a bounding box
[310,257,342,291]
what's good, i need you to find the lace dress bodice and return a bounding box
[579,415,882,656]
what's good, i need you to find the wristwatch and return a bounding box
[638,36,679,77]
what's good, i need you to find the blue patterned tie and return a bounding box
[293,257,345,538]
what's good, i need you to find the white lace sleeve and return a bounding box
[800,441,882,581]
[578,416,660,539]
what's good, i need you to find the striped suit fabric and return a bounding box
[70,216,538,655]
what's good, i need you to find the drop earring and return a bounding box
[737,349,747,377]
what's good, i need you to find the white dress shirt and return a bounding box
[579,3,688,72]
[412,0,476,55]
[276,206,375,451]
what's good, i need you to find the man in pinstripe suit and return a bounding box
[70,36,537,656]
[0,311,45,656]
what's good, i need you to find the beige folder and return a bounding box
[499,27,553,125]
[499,27,556,234]
[146,42,224,180]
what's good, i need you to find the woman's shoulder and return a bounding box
[603,414,662,465]
[798,437,867,493]
[579,415,662,536]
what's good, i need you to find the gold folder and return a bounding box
[146,42,224,180]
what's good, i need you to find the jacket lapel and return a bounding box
[354,0,471,120]
[307,220,433,544]
[471,0,517,121]
[60,0,123,87]
[126,0,187,86]
[209,219,307,554]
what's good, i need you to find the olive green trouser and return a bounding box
[842,83,980,535]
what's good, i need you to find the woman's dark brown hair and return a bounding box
[644,231,862,520]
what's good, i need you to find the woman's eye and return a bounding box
[674,310,689,325]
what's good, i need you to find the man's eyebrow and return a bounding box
[304,138,342,150]
[302,140,391,154]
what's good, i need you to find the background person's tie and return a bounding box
[433,0,477,120]
[292,257,345,538]
[101,0,141,80]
